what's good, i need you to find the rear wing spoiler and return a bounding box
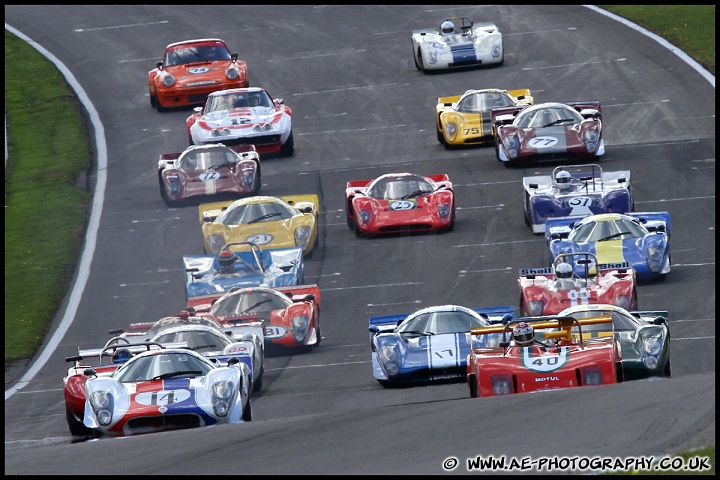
[471,315,613,337]
[67,338,165,365]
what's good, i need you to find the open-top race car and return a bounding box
[369,304,515,387]
[411,16,503,72]
[466,314,621,397]
[522,164,633,233]
[148,38,248,112]
[546,212,671,281]
[193,284,322,352]
[492,101,605,166]
[518,252,638,317]
[199,194,319,257]
[183,241,305,307]
[64,336,253,437]
[158,143,261,207]
[436,88,533,148]
[557,304,671,381]
[187,87,293,157]
[345,172,455,237]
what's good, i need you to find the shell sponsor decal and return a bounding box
[520,346,569,372]
[389,199,417,211]
[244,233,273,245]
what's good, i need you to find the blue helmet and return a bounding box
[112,348,133,364]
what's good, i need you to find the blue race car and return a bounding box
[184,241,305,307]
[369,304,515,387]
[546,212,671,282]
[522,164,633,234]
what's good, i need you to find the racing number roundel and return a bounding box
[528,136,559,149]
[198,171,221,182]
[135,389,192,407]
[520,346,569,372]
[245,233,273,245]
[188,66,211,74]
[389,200,417,211]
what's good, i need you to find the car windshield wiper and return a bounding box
[542,118,575,128]
[598,231,632,241]
[401,190,430,200]
[243,298,273,312]
[400,330,434,336]
[247,212,282,224]
[187,48,209,63]
[207,162,235,171]
[152,370,203,380]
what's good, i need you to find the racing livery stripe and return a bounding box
[427,334,462,369]
[450,44,477,65]
[594,239,626,264]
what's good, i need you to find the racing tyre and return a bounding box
[468,376,478,398]
[417,48,426,73]
[150,93,157,108]
[279,131,294,157]
[631,289,639,310]
[664,357,672,377]
[412,43,421,70]
[253,375,263,393]
[242,398,253,422]
[314,320,321,347]
[66,406,93,437]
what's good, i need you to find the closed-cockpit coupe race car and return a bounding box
[546,212,671,282]
[436,88,533,148]
[148,38,248,112]
[519,252,637,317]
[345,172,455,237]
[158,143,261,207]
[411,16,503,72]
[369,305,515,387]
[466,315,621,397]
[523,164,633,233]
[199,194,319,257]
[492,101,605,166]
[187,87,293,157]
[64,338,253,437]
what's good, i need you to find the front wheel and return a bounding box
[279,131,294,157]
[242,398,253,422]
[66,406,92,437]
[468,375,478,398]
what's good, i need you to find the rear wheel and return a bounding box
[468,375,478,398]
[412,43,421,70]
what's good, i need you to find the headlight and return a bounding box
[226,66,239,80]
[252,124,274,133]
[206,234,225,254]
[645,245,665,272]
[614,294,632,310]
[583,128,600,153]
[89,390,114,426]
[491,45,502,58]
[357,209,372,227]
[379,345,400,376]
[294,226,312,250]
[445,122,458,141]
[437,204,451,221]
[290,315,310,342]
[427,51,438,65]
[526,300,544,316]
[211,380,236,417]
[161,73,176,87]
[642,334,662,356]
[212,128,231,138]
[491,374,512,395]
[505,134,520,159]
[581,366,604,385]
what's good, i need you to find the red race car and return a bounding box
[466,314,621,397]
[158,143,260,207]
[148,38,249,112]
[345,172,455,237]
[191,284,322,352]
[519,252,637,316]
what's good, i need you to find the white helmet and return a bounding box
[512,322,534,346]
[441,21,455,34]
[555,262,574,279]
[556,170,572,190]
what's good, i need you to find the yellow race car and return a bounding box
[436,88,533,148]
[199,194,319,257]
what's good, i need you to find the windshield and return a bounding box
[569,218,647,243]
[114,351,214,382]
[152,329,231,354]
[145,317,221,338]
[516,105,583,129]
[205,91,272,113]
[178,146,238,170]
[218,200,296,225]
[211,289,291,317]
[165,43,231,66]
[567,310,640,332]
[456,91,514,113]
[396,310,489,335]
[367,175,433,200]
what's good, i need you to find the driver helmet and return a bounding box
[555,170,572,190]
[112,348,133,364]
[512,322,535,346]
[248,94,261,106]
[555,262,574,279]
[218,249,236,273]
[441,21,455,34]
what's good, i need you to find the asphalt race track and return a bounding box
[4,5,715,475]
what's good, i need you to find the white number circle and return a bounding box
[198,171,221,182]
[528,136,559,149]
[188,66,211,74]
[389,200,416,210]
[245,233,273,245]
